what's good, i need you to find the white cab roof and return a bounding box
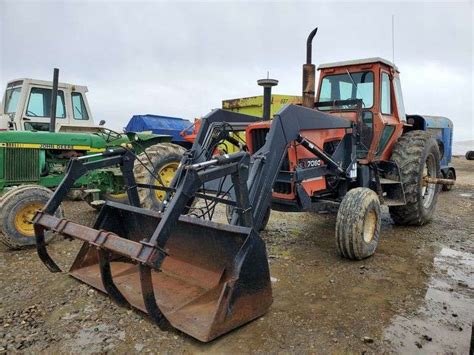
[318,57,399,72]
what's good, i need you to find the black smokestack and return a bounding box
[49,68,59,132]
[302,27,318,108]
[257,76,278,121]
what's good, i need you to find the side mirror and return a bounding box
[99,120,106,126]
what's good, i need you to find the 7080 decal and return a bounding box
[297,158,322,169]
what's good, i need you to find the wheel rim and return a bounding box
[14,202,43,237]
[154,162,179,201]
[107,192,128,200]
[363,209,377,243]
[421,154,436,208]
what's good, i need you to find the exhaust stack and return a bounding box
[49,68,59,133]
[257,76,278,121]
[302,27,318,108]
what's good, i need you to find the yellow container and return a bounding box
[221,95,302,153]
[222,95,302,117]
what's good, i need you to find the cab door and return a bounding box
[371,69,402,161]
[22,85,68,131]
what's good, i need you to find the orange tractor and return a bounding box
[33,28,452,342]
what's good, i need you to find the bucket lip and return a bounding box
[104,201,254,235]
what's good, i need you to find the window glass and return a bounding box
[5,87,21,114]
[376,125,395,155]
[357,111,374,159]
[393,77,406,121]
[26,88,65,118]
[71,92,89,120]
[339,82,353,100]
[24,122,50,131]
[381,72,391,114]
[318,71,374,110]
[319,79,332,102]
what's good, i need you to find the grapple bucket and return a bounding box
[36,202,272,342]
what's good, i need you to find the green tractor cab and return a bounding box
[0,70,182,249]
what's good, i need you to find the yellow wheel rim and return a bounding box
[14,202,43,237]
[363,210,377,243]
[108,192,128,199]
[154,162,179,201]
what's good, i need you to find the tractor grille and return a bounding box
[250,128,269,152]
[5,148,40,182]
[249,127,292,195]
[273,154,292,194]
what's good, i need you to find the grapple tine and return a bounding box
[98,249,129,306]
[34,224,61,273]
[139,264,170,330]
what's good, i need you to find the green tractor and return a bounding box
[0,69,183,249]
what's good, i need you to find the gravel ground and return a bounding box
[0,156,473,353]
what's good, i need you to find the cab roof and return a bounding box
[6,78,88,92]
[317,57,399,72]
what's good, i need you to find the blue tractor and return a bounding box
[406,115,456,191]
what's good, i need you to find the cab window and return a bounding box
[393,77,406,121]
[5,87,21,114]
[380,72,391,114]
[26,88,66,118]
[72,92,89,120]
[319,71,374,110]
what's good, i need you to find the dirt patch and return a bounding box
[0,157,473,353]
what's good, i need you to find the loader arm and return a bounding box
[165,105,354,229]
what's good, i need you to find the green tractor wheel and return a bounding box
[134,143,186,210]
[0,186,63,249]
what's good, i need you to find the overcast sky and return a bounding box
[1,0,472,141]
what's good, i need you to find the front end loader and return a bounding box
[33,28,453,341]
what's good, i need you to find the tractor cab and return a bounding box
[1,78,97,132]
[316,58,406,162]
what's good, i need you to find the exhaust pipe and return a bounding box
[49,68,59,133]
[302,27,318,108]
[257,76,278,121]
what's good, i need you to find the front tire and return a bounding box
[336,188,381,260]
[0,186,64,249]
[389,131,441,225]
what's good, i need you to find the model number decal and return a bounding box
[298,158,322,169]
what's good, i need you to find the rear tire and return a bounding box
[389,131,441,225]
[134,143,185,210]
[336,188,381,260]
[0,186,63,249]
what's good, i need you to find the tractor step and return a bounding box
[381,197,405,206]
[84,189,101,194]
[90,200,105,206]
[378,177,405,206]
